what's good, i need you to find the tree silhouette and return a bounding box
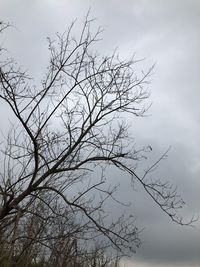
[0,15,195,262]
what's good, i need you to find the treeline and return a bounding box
[0,191,120,267]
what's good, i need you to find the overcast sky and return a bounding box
[1,1,200,266]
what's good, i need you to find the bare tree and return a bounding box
[0,14,195,259]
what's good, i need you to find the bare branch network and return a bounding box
[0,16,196,258]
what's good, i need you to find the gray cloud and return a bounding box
[1,1,200,266]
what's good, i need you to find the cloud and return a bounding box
[0,1,200,266]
